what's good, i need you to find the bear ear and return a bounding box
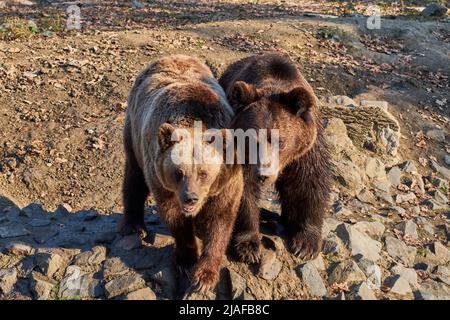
[158,123,180,151]
[230,81,261,108]
[278,87,315,125]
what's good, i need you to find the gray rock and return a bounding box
[431,189,448,205]
[0,225,31,238]
[384,275,412,295]
[228,269,246,300]
[124,287,156,300]
[430,176,449,189]
[354,257,382,289]
[322,233,345,255]
[372,178,391,193]
[328,95,357,107]
[415,279,450,300]
[58,265,102,299]
[103,257,129,279]
[390,265,418,288]
[431,241,450,263]
[375,191,394,205]
[421,199,448,210]
[35,253,66,278]
[5,243,34,256]
[348,281,377,300]
[328,259,366,284]
[353,221,385,240]
[433,265,450,285]
[336,224,382,261]
[356,189,377,205]
[444,155,450,166]
[384,236,416,267]
[395,220,418,240]
[258,249,282,280]
[115,234,142,251]
[426,129,446,142]
[430,161,450,180]
[395,192,416,204]
[421,3,448,17]
[365,157,386,180]
[387,166,401,187]
[0,268,17,295]
[400,161,418,174]
[104,273,145,299]
[298,262,327,297]
[73,246,107,267]
[29,272,55,300]
[334,160,363,196]
[415,217,434,235]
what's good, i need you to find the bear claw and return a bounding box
[289,231,322,261]
[190,267,219,294]
[233,238,261,264]
[118,219,148,239]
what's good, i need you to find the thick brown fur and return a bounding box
[122,55,243,293]
[219,53,331,262]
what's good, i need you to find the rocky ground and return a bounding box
[0,0,449,300]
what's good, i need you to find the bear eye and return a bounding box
[175,169,183,181]
[198,171,208,180]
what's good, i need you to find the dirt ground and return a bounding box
[1,0,448,213]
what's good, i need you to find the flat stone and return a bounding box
[103,257,129,279]
[395,220,418,240]
[0,268,17,295]
[298,262,327,297]
[354,257,381,289]
[228,269,246,300]
[5,243,34,256]
[384,236,416,267]
[365,157,386,180]
[334,160,363,196]
[390,265,418,288]
[104,273,145,299]
[387,166,401,187]
[395,192,416,204]
[431,241,450,263]
[58,265,102,299]
[258,249,282,280]
[349,281,377,300]
[29,272,55,300]
[115,234,142,251]
[375,191,394,205]
[0,225,31,238]
[400,161,418,174]
[372,178,391,193]
[322,233,345,256]
[124,287,156,300]
[73,246,107,267]
[35,253,66,279]
[356,189,377,205]
[421,199,447,210]
[415,279,450,300]
[433,265,450,285]
[353,221,385,240]
[430,161,450,180]
[328,259,366,285]
[415,217,434,235]
[444,155,450,166]
[336,224,382,261]
[384,275,412,295]
[328,95,357,107]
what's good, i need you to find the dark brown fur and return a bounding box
[219,53,331,262]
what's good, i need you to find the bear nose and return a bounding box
[183,193,199,205]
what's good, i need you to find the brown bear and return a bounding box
[121,55,243,292]
[219,53,331,263]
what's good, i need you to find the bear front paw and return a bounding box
[289,229,322,261]
[232,237,261,264]
[118,218,148,239]
[190,266,219,294]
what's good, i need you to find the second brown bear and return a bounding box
[220,53,332,263]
